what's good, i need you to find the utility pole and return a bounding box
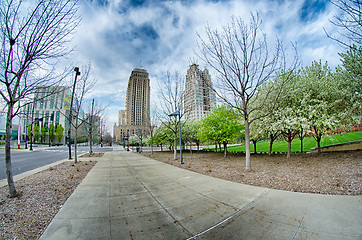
[68,67,80,160]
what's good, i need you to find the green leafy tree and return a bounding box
[182,120,202,153]
[153,124,173,151]
[27,125,31,141]
[34,125,40,143]
[41,126,47,143]
[56,124,64,143]
[49,123,55,142]
[199,106,243,157]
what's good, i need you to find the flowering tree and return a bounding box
[298,61,341,153]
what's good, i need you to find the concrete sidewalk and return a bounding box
[40,152,362,240]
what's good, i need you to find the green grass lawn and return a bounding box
[226,131,362,153]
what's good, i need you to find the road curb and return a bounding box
[0,159,70,188]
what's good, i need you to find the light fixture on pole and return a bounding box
[168,109,183,164]
[68,67,80,160]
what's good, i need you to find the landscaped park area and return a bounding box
[143,131,362,196]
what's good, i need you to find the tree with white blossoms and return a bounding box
[252,114,280,155]
[336,46,362,122]
[299,60,341,153]
[274,71,306,158]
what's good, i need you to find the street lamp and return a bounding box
[68,67,80,160]
[169,110,183,164]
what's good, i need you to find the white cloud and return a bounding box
[67,0,344,132]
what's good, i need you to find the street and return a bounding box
[0,145,113,181]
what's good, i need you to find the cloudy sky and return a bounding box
[68,0,345,132]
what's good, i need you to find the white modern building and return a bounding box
[184,64,216,120]
[20,86,70,144]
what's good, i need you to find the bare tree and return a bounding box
[198,13,297,171]
[72,64,96,163]
[81,98,107,154]
[0,0,80,197]
[147,109,159,154]
[157,71,185,160]
[325,0,362,47]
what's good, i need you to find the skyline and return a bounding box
[28,0,350,132]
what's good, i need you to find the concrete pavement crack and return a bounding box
[139,181,194,237]
[186,188,269,240]
[292,197,311,240]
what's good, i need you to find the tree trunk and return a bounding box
[215,144,218,152]
[160,143,163,151]
[74,117,78,164]
[89,100,94,154]
[189,144,192,154]
[218,142,222,152]
[245,120,251,171]
[299,128,304,153]
[174,132,177,160]
[287,129,292,158]
[5,104,17,197]
[223,142,227,158]
[313,126,322,154]
[252,140,257,154]
[151,137,154,154]
[287,138,292,158]
[317,136,321,154]
[197,142,200,152]
[269,135,274,156]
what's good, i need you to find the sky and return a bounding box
[66,0,345,133]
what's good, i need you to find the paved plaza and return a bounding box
[40,151,362,239]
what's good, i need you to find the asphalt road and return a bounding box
[0,145,113,181]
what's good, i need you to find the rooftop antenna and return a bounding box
[188,57,198,67]
[139,60,143,69]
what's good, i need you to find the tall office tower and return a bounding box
[114,68,150,142]
[184,64,216,120]
[126,68,150,127]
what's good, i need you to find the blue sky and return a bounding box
[68,0,344,132]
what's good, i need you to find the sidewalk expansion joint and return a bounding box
[186,188,270,240]
[139,181,193,237]
[292,197,311,240]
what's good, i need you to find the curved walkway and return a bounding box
[40,152,362,239]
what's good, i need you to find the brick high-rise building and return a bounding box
[184,64,216,120]
[114,68,150,142]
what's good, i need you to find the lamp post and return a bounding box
[68,67,80,160]
[29,100,36,151]
[136,129,141,152]
[169,110,183,164]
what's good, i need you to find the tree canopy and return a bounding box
[199,106,243,157]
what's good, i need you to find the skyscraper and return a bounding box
[184,64,216,120]
[113,68,150,142]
